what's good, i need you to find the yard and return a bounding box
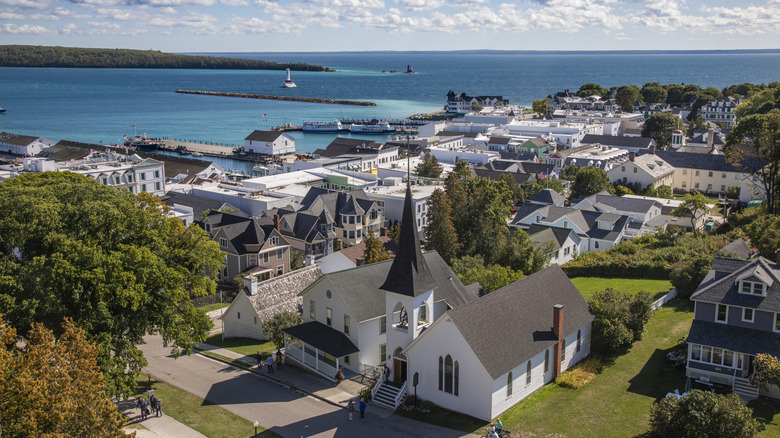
[400,298,780,437]
[202,333,277,358]
[569,276,673,301]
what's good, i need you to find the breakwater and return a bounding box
[175,90,377,106]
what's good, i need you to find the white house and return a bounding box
[244,130,295,155]
[0,132,54,156]
[607,152,674,190]
[404,265,594,420]
[526,225,582,265]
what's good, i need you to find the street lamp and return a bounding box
[253,420,259,437]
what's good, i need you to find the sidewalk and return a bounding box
[119,397,207,438]
[196,342,393,418]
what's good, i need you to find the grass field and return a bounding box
[570,277,673,301]
[198,302,230,312]
[203,333,277,358]
[399,298,779,437]
[130,376,281,438]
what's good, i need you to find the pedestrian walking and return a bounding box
[256,351,262,368]
[348,398,355,421]
[383,364,390,383]
[154,398,162,417]
[275,348,283,369]
[266,354,274,373]
[137,398,148,420]
[359,398,367,418]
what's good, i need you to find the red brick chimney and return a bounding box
[553,304,564,378]
[334,239,343,251]
[648,144,656,155]
[273,214,280,231]
[628,152,635,162]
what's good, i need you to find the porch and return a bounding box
[283,321,359,382]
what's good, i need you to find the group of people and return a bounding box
[136,390,162,420]
[256,348,284,373]
[347,397,367,420]
[486,418,504,437]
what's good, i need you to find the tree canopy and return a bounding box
[615,85,642,112]
[649,390,759,438]
[0,172,225,396]
[588,288,652,355]
[362,233,392,264]
[671,192,711,236]
[415,151,443,179]
[0,315,128,437]
[576,83,610,98]
[571,166,614,198]
[532,99,548,115]
[424,188,460,264]
[641,112,684,150]
[264,311,303,348]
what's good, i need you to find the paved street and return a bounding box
[140,334,475,438]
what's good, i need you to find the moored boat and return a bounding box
[0,107,6,113]
[350,122,396,134]
[123,134,159,151]
[303,121,348,133]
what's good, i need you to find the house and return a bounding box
[511,204,629,253]
[654,150,764,202]
[161,191,238,223]
[573,192,666,237]
[203,211,292,282]
[685,255,780,401]
[366,182,442,235]
[607,151,674,190]
[715,238,755,260]
[701,97,740,129]
[526,188,566,207]
[404,264,594,420]
[221,265,322,340]
[446,91,509,113]
[545,145,629,171]
[244,130,295,156]
[315,236,398,274]
[269,207,334,262]
[284,183,594,421]
[526,225,582,265]
[298,188,385,247]
[580,134,656,154]
[0,132,54,156]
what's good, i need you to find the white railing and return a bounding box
[371,377,382,402]
[651,288,678,311]
[394,381,407,408]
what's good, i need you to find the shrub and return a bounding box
[649,390,759,438]
[555,357,601,389]
[669,254,713,298]
[588,289,653,355]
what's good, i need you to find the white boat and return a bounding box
[281,68,296,88]
[0,107,6,113]
[350,122,396,134]
[303,121,348,133]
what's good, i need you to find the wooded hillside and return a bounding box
[0,45,331,71]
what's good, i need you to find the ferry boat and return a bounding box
[281,68,296,88]
[302,121,348,133]
[350,122,396,134]
[123,134,159,151]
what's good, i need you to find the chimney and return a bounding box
[707,128,715,151]
[334,239,343,251]
[775,249,780,266]
[628,152,635,162]
[273,214,280,231]
[648,144,656,155]
[553,304,564,378]
[356,257,365,267]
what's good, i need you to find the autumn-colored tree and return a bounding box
[0,315,128,437]
[363,233,392,264]
[749,353,780,390]
[424,188,460,263]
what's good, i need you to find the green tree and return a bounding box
[450,255,524,294]
[0,315,127,437]
[725,185,741,201]
[669,254,712,298]
[649,390,759,438]
[665,84,685,105]
[656,185,673,199]
[424,189,460,264]
[415,151,443,179]
[672,192,711,236]
[641,83,668,104]
[532,98,548,114]
[263,311,303,348]
[517,177,565,204]
[615,85,642,112]
[749,353,780,390]
[588,289,653,355]
[0,172,225,396]
[725,112,780,214]
[735,83,780,117]
[363,233,392,264]
[387,221,402,245]
[495,229,547,276]
[455,177,514,263]
[642,113,684,150]
[290,250,305,270]
[571,166,615,198]
[576,83,610,98]
[471,103,483,112]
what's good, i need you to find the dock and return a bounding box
[175,90,377,106]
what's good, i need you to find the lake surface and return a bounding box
[1,51,778,158]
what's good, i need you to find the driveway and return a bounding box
[141,334,475,438]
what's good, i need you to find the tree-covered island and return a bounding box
[0,45,333,71]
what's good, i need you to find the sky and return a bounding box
[1,0,779,52]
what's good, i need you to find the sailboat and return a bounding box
[281,68,296,88]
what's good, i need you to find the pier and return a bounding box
[175,90,377,106]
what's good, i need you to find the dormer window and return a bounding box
[740,281,765,296]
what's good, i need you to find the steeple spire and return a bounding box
[379,150,438,297]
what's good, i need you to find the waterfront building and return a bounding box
[0,132,54,156]
[701,96,741,129]
[244,130,295,155]
[445,90,509,113]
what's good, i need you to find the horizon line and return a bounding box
[184,48,780,55]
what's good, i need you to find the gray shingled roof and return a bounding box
[284,321,359,357]
[245,265,322,323]
[162,191,233,220]
[581,134,655,148]
[687,320,780,356]
[582,193,660,214]
[0,132,41,146]
[447,265,594,380]
[245,130,285,142]
[655,150,763,173]
[512,204,629,242]
[526,225,575,249]
[317,251,479,322]
[691,257,780,312]
[715,238,754,260]
[529,189,565,206]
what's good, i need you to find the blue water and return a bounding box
[1,51,778,159]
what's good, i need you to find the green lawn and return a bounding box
[198,302,230,312]
[203,333,277,358]
[130,376,280,438]
[570,277,673,301]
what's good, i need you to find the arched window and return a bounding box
[507,371,513,398]
[419,302,427,324]
[526,360,532,385]
[454,361,459,396]
[544,349,550,373]
[444,355,453,394]
[577,330,582,352]
[438,356,443,390]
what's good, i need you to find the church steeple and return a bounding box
[379,183,438,297]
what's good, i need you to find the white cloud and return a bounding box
[220,0,249,5]
[0,0,53,9]
[1,22,54,32]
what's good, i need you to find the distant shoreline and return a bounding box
[189,49,780,56]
